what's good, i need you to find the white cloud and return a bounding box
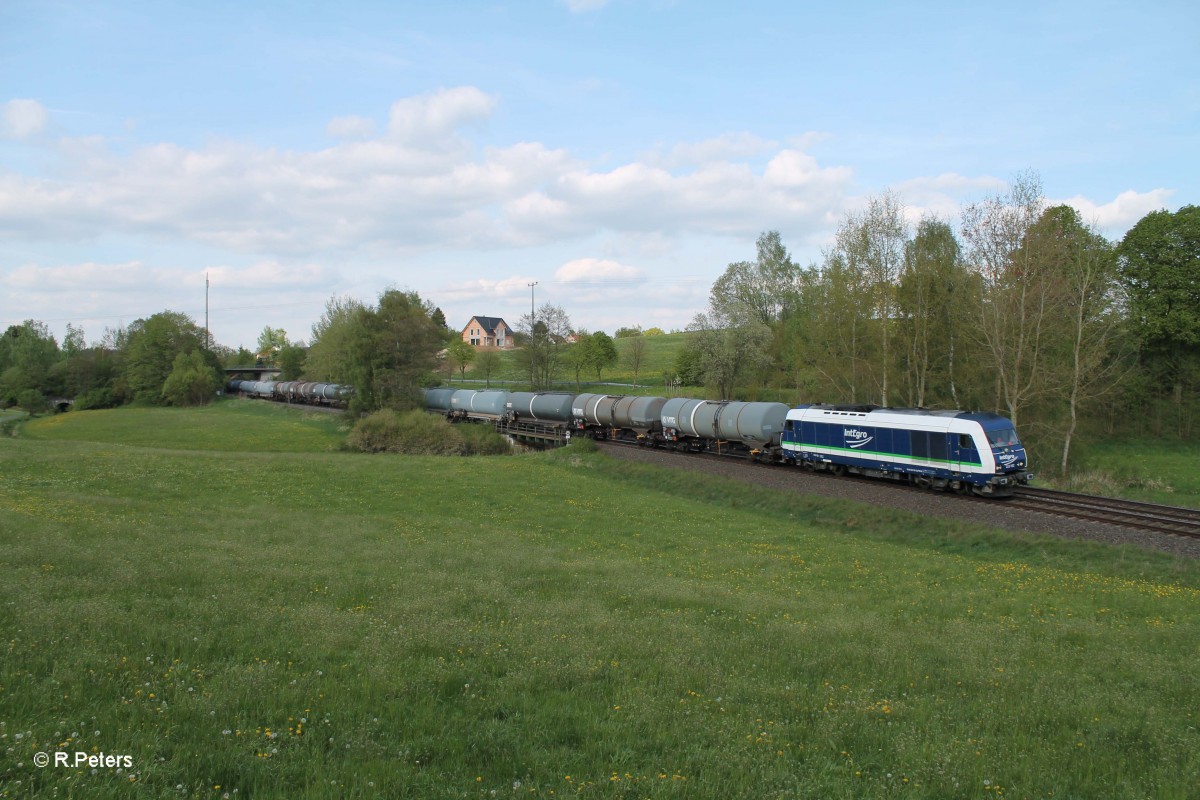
[555,258,645,284]
[8,260,158,291]
[2,99,48,139]
[0,88,856,255]
[206,260,333,290]
[387,86,496,145]
[888,172,1009,224]
[439,275,540,301]
[1062,188,1175,232]
[6,258,332,295]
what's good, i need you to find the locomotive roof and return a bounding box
[789,404,1017,429]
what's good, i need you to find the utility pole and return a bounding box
[205,272,210,349]
[528,281,538,387]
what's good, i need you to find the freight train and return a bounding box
[423,387,1033,497]
[226,379,354,405]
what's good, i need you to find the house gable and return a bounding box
[461,315,514,349]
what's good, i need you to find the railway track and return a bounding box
[594,437,1200,540]
[1007,487,1200,538]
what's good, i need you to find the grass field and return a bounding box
[447,333,697,396]
[2,402,1199,798]
[1059,437,1200,508]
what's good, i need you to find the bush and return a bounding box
[345,409,512,456]
[161,351,220,406]
[16,389,47,415]
[456,421,514,455]
[563,434,597,453]
[74,388,118,411]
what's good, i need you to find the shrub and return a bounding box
[74,388,118,411]
[345,409,512,456]
[456,421,513,455]
[16,389,47,415]
[161,351,220,406]
[563,434,597,453]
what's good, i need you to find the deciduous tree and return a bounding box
[122,311,211,404]
[1029,206,1126,471]
[517,304,572,389]
[960,171,1052,429]
[834,191,907,406]
[1118,204,1200,435]
[161,351,221,406]
[710,230,799,325]
[447,339,476,380]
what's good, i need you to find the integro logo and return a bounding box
[843,427,873,449]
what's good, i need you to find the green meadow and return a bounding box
[448,333,694,396]
[2,401,1199,798]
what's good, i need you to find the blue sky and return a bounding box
[2,0,1197,350]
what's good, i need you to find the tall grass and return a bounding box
[2,405,1198,798]
[1053,437,1200,508]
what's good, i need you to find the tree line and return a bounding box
[678,173,1198,474]
[5,171,1194,478]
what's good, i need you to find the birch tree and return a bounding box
[959,172,1053,428]
[1028,206,1127,471]
[833,191,908,406]
[898,217,972,408]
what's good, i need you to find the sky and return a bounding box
[2,0,1197,351]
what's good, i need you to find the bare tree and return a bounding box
[624,335,647,385]
[517,304,572,389]
[686,306,772,400]
[834,191,908,406]
[960,171,1054,428]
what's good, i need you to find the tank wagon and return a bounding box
[571,393,667,440]
[226,379,353,405]
[228,379,276,399]
[448,389,510,419]
[661,398,790,457]
[782,405,1032,496]
[507,392,575,423]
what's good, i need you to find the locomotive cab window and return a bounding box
[986,428,1019,447]
[958,433,973,449]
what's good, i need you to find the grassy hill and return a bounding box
[3,401,1199,798]
[446,332,695,396]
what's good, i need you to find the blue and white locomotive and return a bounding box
[782,405,1032,496]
